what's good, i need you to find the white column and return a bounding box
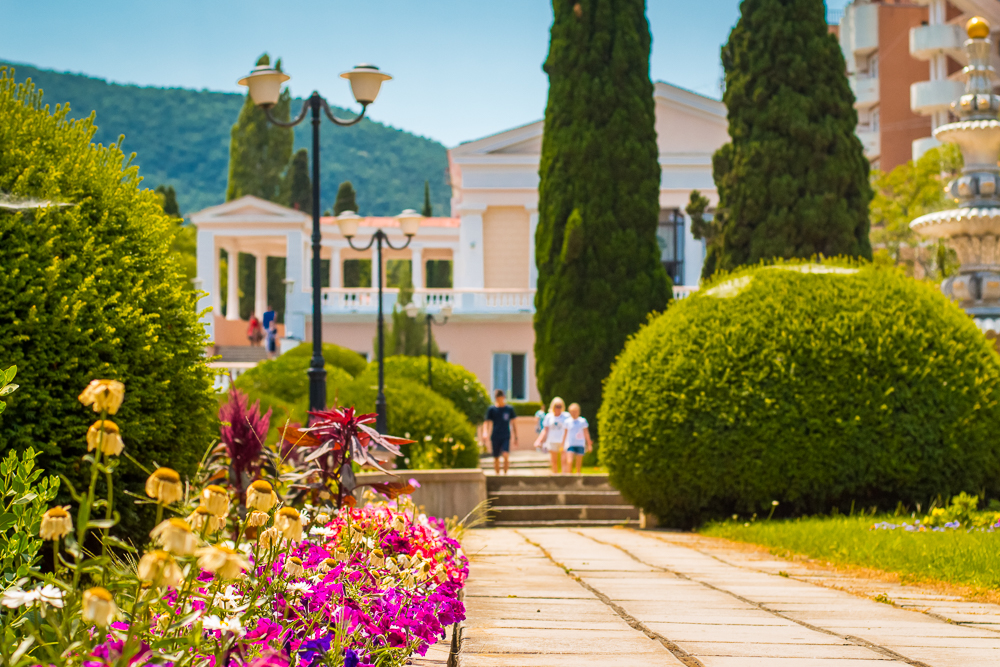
[527,209,539,289]
[329,247,341,289]
[285,231,305,340]
[195,230,217,341]
[457,207,486,289]
[411,247,423,290]
[225,246,239,321]
[254,253,267,318]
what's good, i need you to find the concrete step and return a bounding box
[487,474,614,492]
[491,518,639,528]
[490,490,631,507]
[491,504,640,523]
[216,346,268,363]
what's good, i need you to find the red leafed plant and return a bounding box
[210,387,275,502]
[283,406,415,508]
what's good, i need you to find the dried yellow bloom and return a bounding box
[275,507,302,542]
[245,480,277,512]
[86,420,124,456]
[78,380,125,415]
[200,485,230,517]
[137,550,183,588]
[145,468,183,504]
[284,556,305,577]
[82,587,118,627]
[247,510,269,527]
[196,545,249,580]
[150,518,198,556]
[187,506,225,534]
[39,506,73,541]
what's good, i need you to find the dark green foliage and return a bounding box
[422,180,432,217]
[535,0,670,433]
[285,148,312,214]
[329,378,479,470]
[706,0,872,278]
[382,263,441,358]
[334,180,358,215]
[157,184,197,287]
[343,259,372,288]
[2,61,451,215]
[686,190,711,242]
[598,260,1000,528]
[156,184,181,217]
[0,69,217,534]
[0,448,59,588]
[425,260,453,288]
[510,401,544,417]
[357,356,491,425]
[226,55,293,203]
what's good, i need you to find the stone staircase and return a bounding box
[215,346,269,363]
[487,474,640,527]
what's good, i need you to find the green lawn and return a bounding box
[701,515,1000,591]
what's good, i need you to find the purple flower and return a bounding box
[344,649,360,667]
[298,633,333,666]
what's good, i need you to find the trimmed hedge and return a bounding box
[0,69,216,535]
[511,401,544,417]
[599,260,1000,528]
[357,356,490,425]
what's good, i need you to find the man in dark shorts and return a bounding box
[484,389,517,474]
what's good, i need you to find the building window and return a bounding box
[868,52,879,78]
[872,107,880,132]
[492,353,527,401]
[657,208,685,285]
[426,260,453,288]
[343,259,372,288]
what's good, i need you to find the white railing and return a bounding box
[320,288,535,315]
[208,361,259,391]
[673,285,699,300]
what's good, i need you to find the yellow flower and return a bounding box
[188,506,225,534]
[391,514,406,532]
[317,558,337,573]
[145,468,183,504]
[137,550,183,588]
[370,548,385,569]
[334,548,349,563]
[247,510,269,527]
[434,564,448,584]
[245,480,277,512]
[150,518,198,556]
[86,420,124,456]
[196,545,249,580]
[39,506,73,541]
[284,556,305,577]
[82,587,118,627]
[275,507,302,542]
[78,380,125,415]
[200,485,230,517]
[314,512,331,525]
[257,526,281,550]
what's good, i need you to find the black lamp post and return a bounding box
[406,302,451,390]
[237,61,392,416]
[337,210,423,433]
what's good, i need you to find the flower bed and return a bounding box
[0,378,468,667]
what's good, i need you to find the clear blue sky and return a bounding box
[1,0,850,147]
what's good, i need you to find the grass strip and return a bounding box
[701,515,1000,590]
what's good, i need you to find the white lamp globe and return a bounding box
[404,302,420,319]
[237,65,290,107]
[340,64,392,105]
[396,209,422,237]
[336,210,361,238]
[440,304,453,318]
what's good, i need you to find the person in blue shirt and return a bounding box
[484,389,518,475]
[261,305,276,333]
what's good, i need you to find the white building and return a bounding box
[192,81,728,401]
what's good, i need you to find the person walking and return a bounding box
[265,319,278,359]
[247,315,264,347]
[564,402,592,474]
[484,389,517,475]
[534,397,570,474]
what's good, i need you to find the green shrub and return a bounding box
[0,69,216,535]
[599,260,1000,528]
[357,356,490,424]
[511,401,544,417]
[0,448,58,588]
[316,376,479,470]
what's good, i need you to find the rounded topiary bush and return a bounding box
[599,260,1000,528]
[356,356,491,424]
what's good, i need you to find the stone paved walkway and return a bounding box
[457,527,1000,666]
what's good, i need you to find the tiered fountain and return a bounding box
[911,17,1000,330]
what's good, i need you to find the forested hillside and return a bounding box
[2,61,450,216]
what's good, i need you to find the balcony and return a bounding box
[911,78,965,115]
[850,76,879,109]
[841,2,878,61]
[856,127,881,158]
[910,23,964,61]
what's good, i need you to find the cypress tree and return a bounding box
[707,0,872,276]
[156,184,181,217]
[285,148,312,213]
[333,180,358,215]
[535,0,669,428]
[422,180,432,217]
[225,54,293,203]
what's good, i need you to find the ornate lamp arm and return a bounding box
[382,234,413,251]
[262,100,311,128]
[320,97,369,127]
[344,233,379,252]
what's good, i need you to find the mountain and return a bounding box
[2,61,451,217]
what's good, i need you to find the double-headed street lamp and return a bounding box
[237,60,391,418]
[337,209,422,433]
[405,301,451,390]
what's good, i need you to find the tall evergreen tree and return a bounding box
[285,148,312,213]
[225,54,293,203]
[155,184,181,217]
[422,180,432,217]
[535,0,669,428]
[333,181,358,215]
[706,0,872,277]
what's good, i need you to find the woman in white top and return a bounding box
[533,396,571,473]
[564,402,592,474]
